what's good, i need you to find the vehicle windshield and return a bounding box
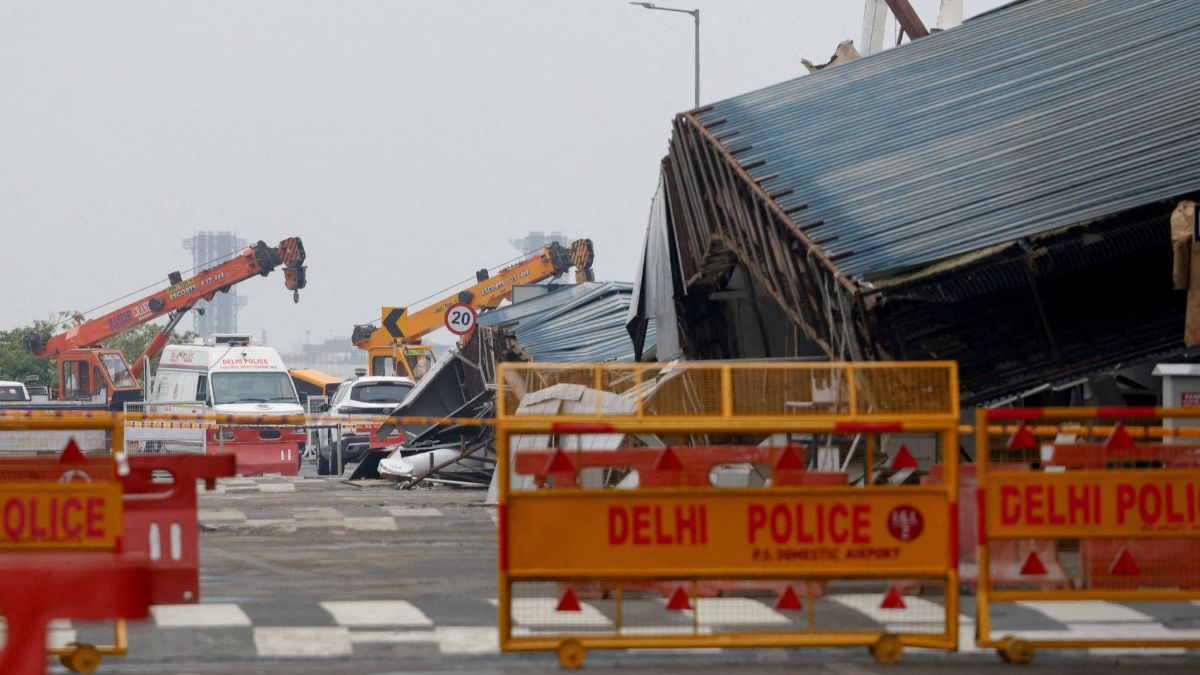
[351,382,414,404]
[211,372,298,405]
[0,385,29,402]
[99,353,137,389]
[403,349,435,380]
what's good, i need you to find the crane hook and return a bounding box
[293,290,300,304]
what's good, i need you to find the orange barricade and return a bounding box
[497,361,961,668]
[975,407,1200,663]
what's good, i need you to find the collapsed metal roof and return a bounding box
[478,282,651,363]
[658,0,1198,403]
[689,0,1200,281]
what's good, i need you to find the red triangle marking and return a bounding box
[774,446,804,471]
[889,444,918,471]
[1105,423,1135,451]
[666,586,692,611]
[1109,548,1139,576]
[59,438,86,463]
[544,449,575,473]
[556,587,582,612]
[775,585,803,611]
[1008,424,1039,451]
[1019,550,1048,576]
[880,585,906,609]
[654,447,684,472]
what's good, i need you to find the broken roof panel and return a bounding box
[478,281,651,363]
[693,0,1200,280]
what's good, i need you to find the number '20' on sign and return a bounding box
[444,302,478,336]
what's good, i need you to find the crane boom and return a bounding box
[351,239,594,379]
[22,236,306,408]
[26,238,306,359]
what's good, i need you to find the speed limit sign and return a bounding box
[444,302,478,336]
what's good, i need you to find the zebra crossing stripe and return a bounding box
[152,603,252,627]
[254,627,352,657]
[320,600,433,627]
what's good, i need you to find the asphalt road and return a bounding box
[53,472,1200,674]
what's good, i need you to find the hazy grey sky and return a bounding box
[1,0,1008,352]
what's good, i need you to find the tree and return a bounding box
[0,315,197,387]
[0,320,58,386]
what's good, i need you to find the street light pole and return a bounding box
[629,2,700,109]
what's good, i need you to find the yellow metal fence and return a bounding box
[975,406,1200,662]
[496,361,961,667]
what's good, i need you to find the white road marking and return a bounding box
[622,624,719,653]
[490,598,612,629]
[435,626,500,655]
[220,478,256,486]
[197,508,247,522]
[828,593,947,633]
[1016,600,1156,624]
[292,507,343,520]
[254,627,353,657]
[619,625,713,636]
[0,620,78,649]
[258,483,296,493]
[1089,647,1188,655]
[294,519,346,529]
[694,597,791,625]
[48,619,77,649]
[152,603,252,627]
[343,626,499,654]
[348,629,438,644]
[384,506,443,517]
[320,600,434,627]
[343,516,398,531]
[242,519,298,532]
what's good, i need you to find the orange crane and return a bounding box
[24,237,306,409]
[351,239,593,379]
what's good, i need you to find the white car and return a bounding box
[0,380,30,404]
[324,376,416,416]
[317,376,416,474]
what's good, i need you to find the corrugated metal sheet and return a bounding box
[692,0,1200,280]
[627,173,683,361]
[478,282,652,362]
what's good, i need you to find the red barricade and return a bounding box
[0,440,235,672]
[121,454,237,603]
[0,553,151,674]
[207,427,304,476]
[0,444,152,673]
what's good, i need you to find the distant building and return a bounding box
[509,230,570,255]
[182,232,247,338]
